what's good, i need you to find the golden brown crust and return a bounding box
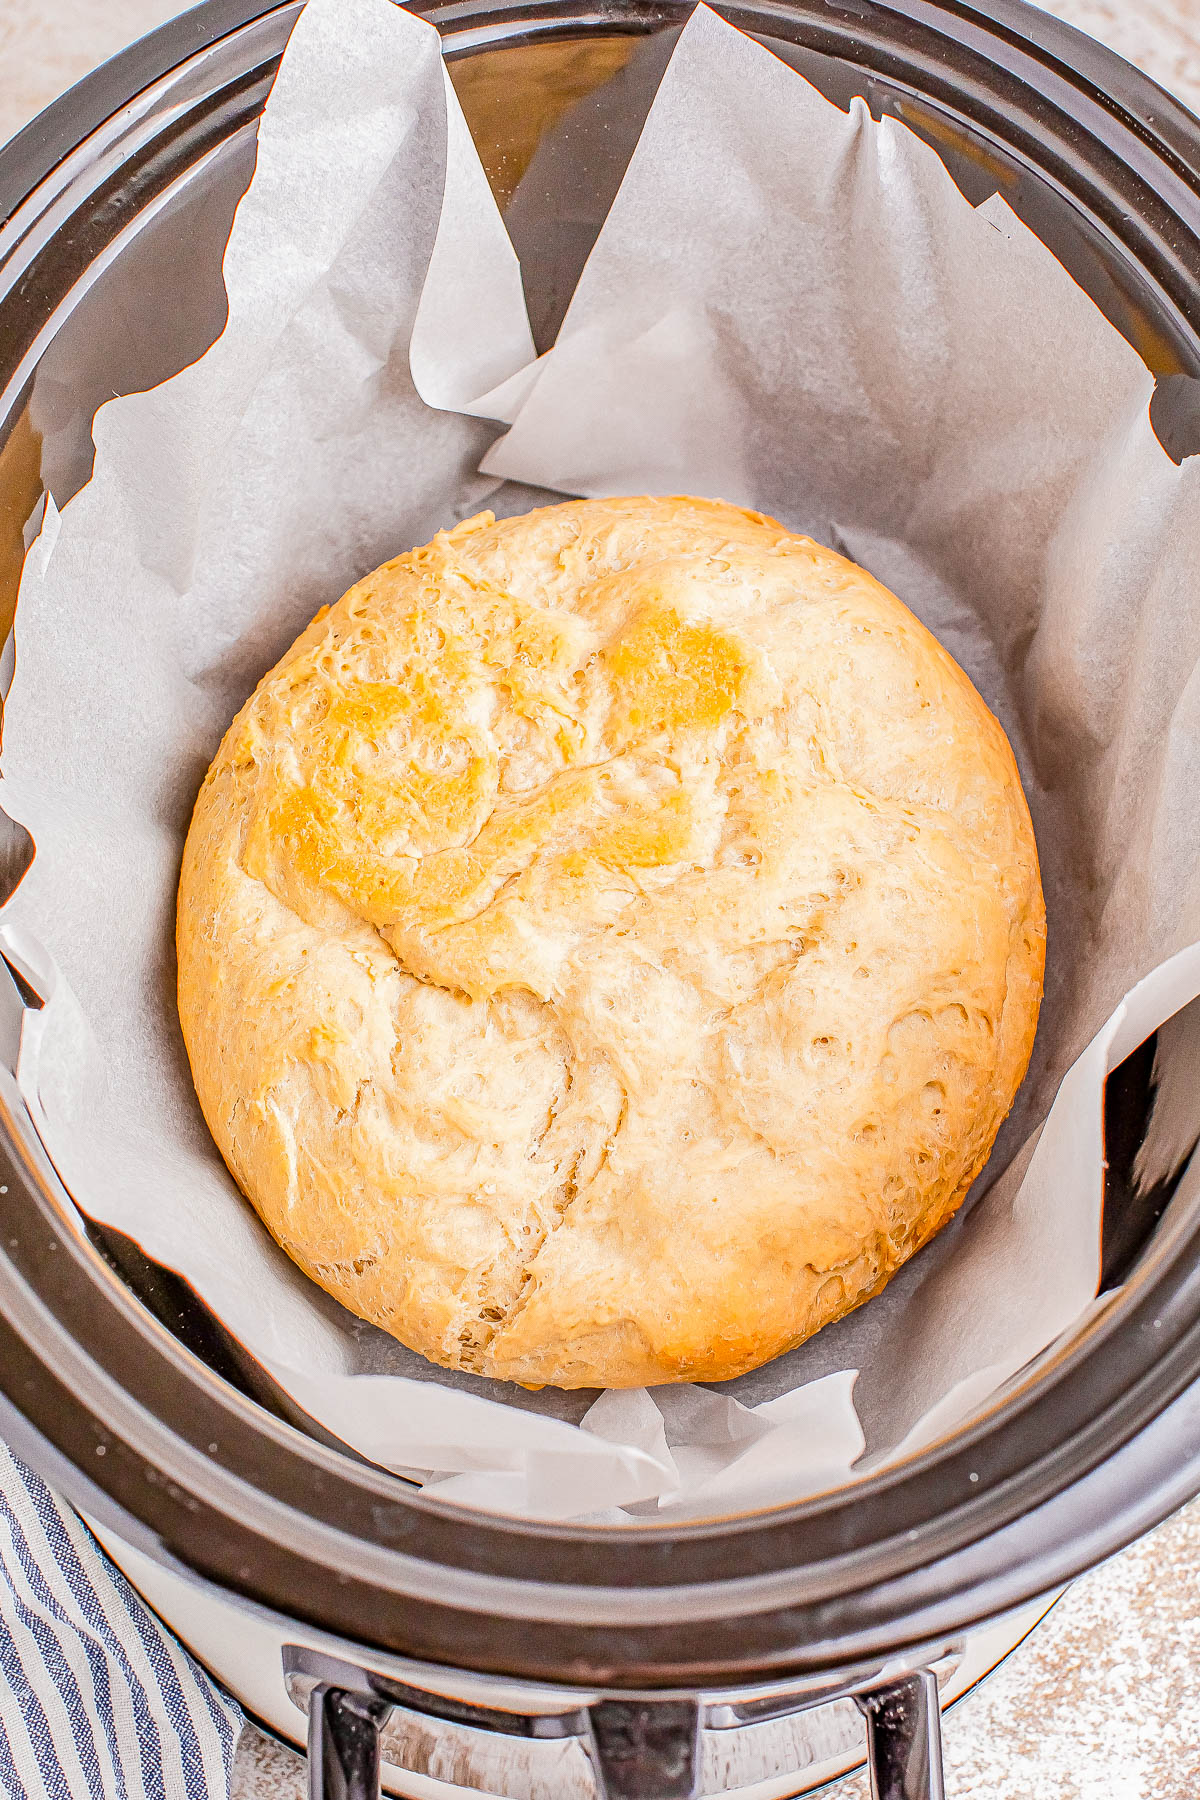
[176,496,1045,1388]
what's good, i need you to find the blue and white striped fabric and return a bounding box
[0,1443,241,1800]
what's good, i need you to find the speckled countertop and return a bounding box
[5,1,1200,1795]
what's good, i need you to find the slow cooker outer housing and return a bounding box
[0,0,1200,1690]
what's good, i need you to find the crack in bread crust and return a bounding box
[176,496,1045,1389]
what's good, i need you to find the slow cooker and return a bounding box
[2,1,1200,1795]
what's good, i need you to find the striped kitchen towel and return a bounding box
[0,1442,242,1799]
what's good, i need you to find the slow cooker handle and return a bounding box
[295,1657,946,1800]
[857,1670,946,1800]
[307,1684,392,1800]
[302,1683,704,1800]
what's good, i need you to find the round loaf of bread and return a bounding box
[177,496,1045,1389]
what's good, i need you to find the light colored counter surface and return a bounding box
[5,1,1200,1795]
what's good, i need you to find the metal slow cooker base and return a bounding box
[91,1515,1054,1800]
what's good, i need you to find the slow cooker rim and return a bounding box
[5,1163,1200,1688]
[4,1066,1199,1589]
[2,0,1200,1683]
[0,0,291,233]
[5,0,1200,238]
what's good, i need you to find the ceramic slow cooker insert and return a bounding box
[2,2,1200,1796]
